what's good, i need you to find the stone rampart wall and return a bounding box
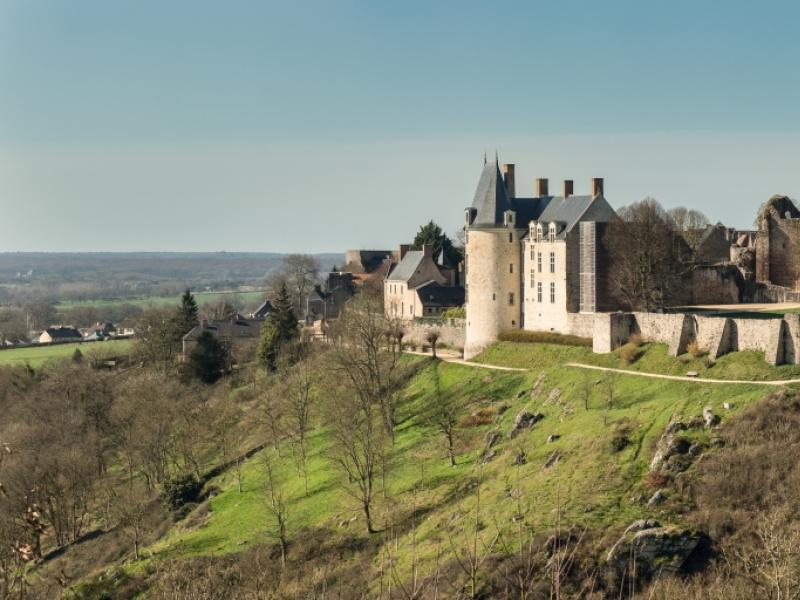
[405,318,465,350]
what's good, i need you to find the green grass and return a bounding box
[0,339,133,367]
[56,290,268,310]
[476,340,800,381]
[135,340,787,590]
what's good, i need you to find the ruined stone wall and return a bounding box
[690,266,744,304]
[765,218,800,290]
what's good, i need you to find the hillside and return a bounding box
[32,339,795,599]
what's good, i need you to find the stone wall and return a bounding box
[404,318,466,350]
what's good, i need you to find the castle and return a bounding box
[464,158,616,358]
[462,158,800,365]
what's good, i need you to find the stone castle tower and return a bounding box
[464,160,523,358]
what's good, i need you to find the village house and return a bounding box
[384,244,464,320]
[38,326,84,344]
[181,315,262,357]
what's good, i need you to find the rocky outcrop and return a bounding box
[509,411,544,438]
[703,405,720,428]
[650,422,692,473]
[607,519,706,576]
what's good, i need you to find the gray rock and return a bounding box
[686,371,699,378]
[648,489,667,507]
[529,372,546,399]
[484,430,501,450]
[607,521,705,576]
[688,444,702,457]
[513,451,527,465]
[547,434,561,444]
[509,411,544,438]
[686,416,705,429]
[480,450,497,464]
[544,451,560,469]
[665,420,687,435]
[650,429,692,473]
[703,405,720,428]
[723,402,732,410]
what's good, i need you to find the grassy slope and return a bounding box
[125,341,792,592]
[56,290,268,310]
[0,339,133,367]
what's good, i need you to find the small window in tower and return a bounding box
[508,292,514,306]
[508,232,513,243]
[492,293,496,301]
[509,263,513,274]
[550,252,555,273]
[550,282,555,303]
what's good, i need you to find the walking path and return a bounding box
[565,362,800,387]
[406,350,800,384]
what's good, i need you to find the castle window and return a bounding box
[537,252,542,273]
[530,247,534,260]
[492,293,496,301]
[548,223,556,242]
[537,282,542,303]
[549,252,555,273]
[530,271,535,288]
[509,263,513,274]
[508,232,513,242]
[508,292,514,306]
[536,224,543,242]
[550,282,555,303]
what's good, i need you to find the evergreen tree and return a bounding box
[176,289,200,334]
[257,283,299,371]
[411,220,463,266]
[187,331,228,384]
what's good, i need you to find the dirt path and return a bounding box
[405,350,527,372]
[565,362,800,387]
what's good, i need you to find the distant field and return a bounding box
[56,290,268,309]
[0,339,134,367]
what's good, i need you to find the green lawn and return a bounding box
[0,339,133,367]
[56,290,268,310]
[139,340,783,587]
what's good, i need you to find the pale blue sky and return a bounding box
[1,1,799,252]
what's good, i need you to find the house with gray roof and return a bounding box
[384,244,464,320]
[182,316,262,359]
[464,158,617,357]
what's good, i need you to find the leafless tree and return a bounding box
[669,206,710,250]
[268,254,321,315]
[280,346,317,494]
[261,451,290,570]
[424,366,460,467]
[426,330,441,359]
[604,198,689,310]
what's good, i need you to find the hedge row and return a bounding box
[498,330,593,347]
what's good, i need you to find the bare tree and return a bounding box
[323,379,388,534]
[669,206,710,250]
[268,254,321,315]
[424,366,460,467]
[114,482,152,561]
[426,329,441,359]
[280,345,317,494]
[261,451,290,570]
[604,198,689,310]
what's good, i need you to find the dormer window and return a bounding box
[536,224,544,243]
[548,223,556,242]
[465,207,476,227]
[503,210,516,227]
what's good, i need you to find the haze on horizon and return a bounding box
[2,0,799,254]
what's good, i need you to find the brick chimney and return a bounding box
[422,243,433,258]
[399,244,410,260]
[535,178,549,197]
[563,179,574,198]
[591,178,604,198]
[502,163,516,198]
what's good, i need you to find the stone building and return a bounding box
[756,195,800,290]
[463,159,616,358]
[384,244,464,320]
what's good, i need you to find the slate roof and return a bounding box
[183,318,261,342]
[44,326,83,340]
[536,195,597,234]
[469,160,512,227]
[386,251,425,282]
[251,300,273,319]
[415,282,465,308]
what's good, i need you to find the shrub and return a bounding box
[441,307,466,319]
[458,407,497,428]
[644,470,671,490]
[628,333,644,347]
[686,340,706,358]
[498,330,592,347]
[163,473,202,511]
[619,343,643,364]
